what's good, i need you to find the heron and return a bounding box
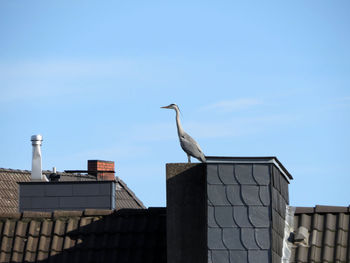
[161,104,206,163]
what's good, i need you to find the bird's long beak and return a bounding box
[161,105,170,109]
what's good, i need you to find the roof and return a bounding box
[0,205,349,262]
[0,168,145,213]
[291,205,350,263]
[0,208,166,263]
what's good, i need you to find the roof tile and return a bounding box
[24,251,36,262]
[26,235,39,253]
[291,206,350,263]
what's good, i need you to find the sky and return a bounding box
[0,1,349,208]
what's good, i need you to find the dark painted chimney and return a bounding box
[166,157,292,263]
[88,160,115,180]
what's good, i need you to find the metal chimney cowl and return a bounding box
[31,134,47,181]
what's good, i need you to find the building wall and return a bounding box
[19,181,115,212]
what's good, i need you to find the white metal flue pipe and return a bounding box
[31,135,48,181]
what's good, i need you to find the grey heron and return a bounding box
[161,104,206,163]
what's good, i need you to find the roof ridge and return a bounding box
[0,168,96,178]
[0,208,164,219]
[0,168,32,173]
[295,205,350,214]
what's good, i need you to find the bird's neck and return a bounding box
[175,108,185,137]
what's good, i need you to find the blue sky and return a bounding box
[1,1,349,207]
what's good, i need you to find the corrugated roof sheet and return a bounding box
[0,168,145,213]
[291,205,350,263]
[0,208,166,263]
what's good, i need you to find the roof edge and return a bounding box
[205,156,293,181]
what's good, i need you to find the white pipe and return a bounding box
[31,135,47,181]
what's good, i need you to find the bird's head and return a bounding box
[161,103,179,110]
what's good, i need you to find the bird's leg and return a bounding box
[187,155,191,163]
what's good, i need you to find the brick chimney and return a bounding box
[88,160,115,180]
[166,157,292,263]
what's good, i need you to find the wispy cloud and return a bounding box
[200,98,263,112]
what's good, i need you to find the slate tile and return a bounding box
[280,197,286,219]
[255,228,270,249]
[229,250,247,263]
[226,185,244,205]
[207,185,230,206]
[208,228,226,249]
[280,176,289,203]
[271,188,278,211]
[31,196,60,209]
[235,165,256,185]
[248,250,269,263]
[241,228,259,249]
[249,206,270,227]
[233,206,252,227]
[207,164,222,185]
[208,250,213,263]
[72,184,100,196]
[253,164,270,185]
[211,250,229,263]
[271,251,281,263]
[241,186,261,205]
[214,206,237,228]
[259,186,270,206]
[222,228,245,249]
[20,185,45,197]
[218,164,238,184]
[272,166,281,192]
[271,229,282,256]
[272,210,284,237]
[45,184,73,197]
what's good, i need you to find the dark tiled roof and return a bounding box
[291,205,350,263]
[0,168,145,213]
[0,208,166,263]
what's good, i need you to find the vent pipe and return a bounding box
[31,135,47,181]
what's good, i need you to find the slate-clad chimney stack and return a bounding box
[88,160,115,180]
[166,157,292,263]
